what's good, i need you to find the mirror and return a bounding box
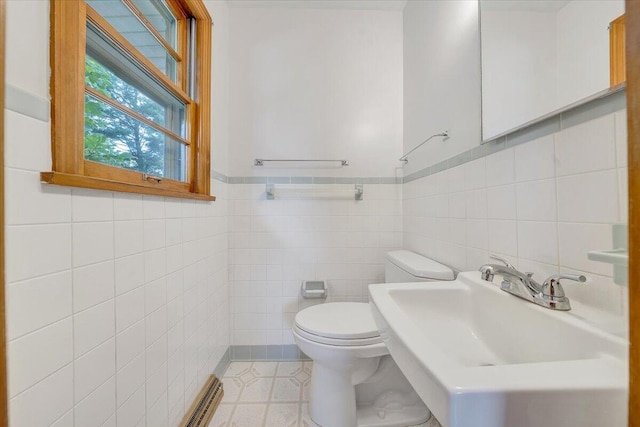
[480,0,625,141]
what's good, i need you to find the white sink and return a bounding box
[369,271,628,427]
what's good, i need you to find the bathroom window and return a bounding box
[43,0,214,201]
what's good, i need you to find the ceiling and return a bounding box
[481,0,572,13]
[226,0,407,11]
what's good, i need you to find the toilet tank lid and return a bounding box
[386,250,454,280]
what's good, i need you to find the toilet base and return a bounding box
[356,403,430,427]
[308,357,430,427]
[310,401,430,427]
[294,322,430,427]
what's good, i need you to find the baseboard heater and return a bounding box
[179,375,224,427]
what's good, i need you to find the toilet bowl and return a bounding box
[292,250,454,427]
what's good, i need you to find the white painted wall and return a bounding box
[228,6,403,178]
[403,0,481,175]
[4,1,230,426]
[5,0,49,100]
[481,10,558,139]
[557,0,625,107]
[209,0,231,176]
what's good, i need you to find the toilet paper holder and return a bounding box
[301,280,327,299]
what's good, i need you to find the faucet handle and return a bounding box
[541,274,587,298]
[544,274,587,284]
[489,255,515,269]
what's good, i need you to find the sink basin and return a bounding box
[369,271,628,427]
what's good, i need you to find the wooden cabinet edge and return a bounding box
[610,13,626,87]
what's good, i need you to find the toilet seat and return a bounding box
[294,302,383,346]
[294,324,383,346]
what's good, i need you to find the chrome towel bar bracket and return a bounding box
[266,183,363,200]
[399,131,449,165]
[255,159,349,166]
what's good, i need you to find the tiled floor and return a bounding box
[209,361,442,427]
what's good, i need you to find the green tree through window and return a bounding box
[84,56,167,177]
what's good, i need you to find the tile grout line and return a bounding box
[50,409,73,426]
[8,360,73,402]
[70,190,77,417]
[261,360,277,427]
[111,192,118,419]
[227,363,248,424]
[553,133,562,274]
[218,361,316,426]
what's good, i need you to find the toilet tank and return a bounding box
[385,250,454,283]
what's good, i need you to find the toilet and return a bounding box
[292,250,455,427]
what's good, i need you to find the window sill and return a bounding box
[40,171,216,201]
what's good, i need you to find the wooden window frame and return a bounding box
[42,0,215,201]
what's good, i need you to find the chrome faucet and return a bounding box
[479,255,586,311]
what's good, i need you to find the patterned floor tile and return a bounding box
[303,361,313,374]
[239,370,255,384]
[264,403,300,427]
[224,362,252,378]
[252,362,278,377]
[228,404,267,427]
[276,361,304,377]
[294,370,310,384]
[212,361,441,427]
[220,377,243,403]
[300,402,320,427]
[238,377,274,402]
[301,376,311,402]
[208,403,234,427]
[271,377,302,401]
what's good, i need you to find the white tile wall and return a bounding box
[10,365,74,427]
[4,108,230,427]
[5,185,229,427]
[228,184,402,346]
[404,111,628,319]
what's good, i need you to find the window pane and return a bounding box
[129,0,177,48]
[87,0,178,81]
[85,54,185,138]
[85,92,188,182]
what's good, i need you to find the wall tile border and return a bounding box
[5,84,49,122]
[214,346,311,367]
[216,175,402,184]
[211,170,229,183]
[227,345,309,362]
[213,347,231,378]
